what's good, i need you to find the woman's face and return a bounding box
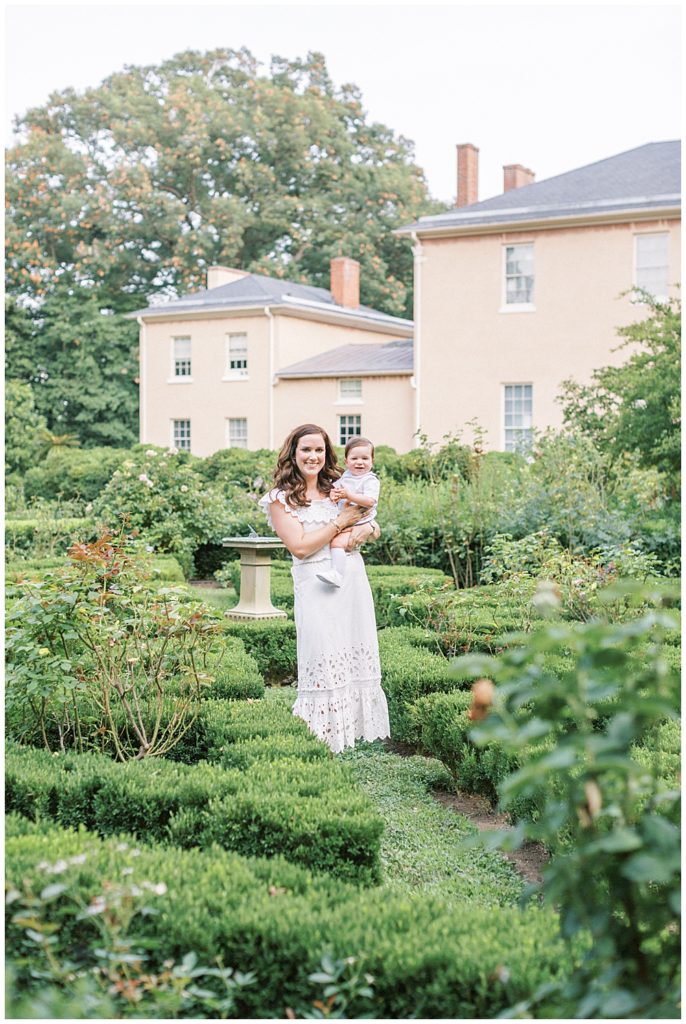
[295,433,327,481]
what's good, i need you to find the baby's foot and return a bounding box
[316,569,343,588]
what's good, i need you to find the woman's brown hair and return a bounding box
[273,424,341,507]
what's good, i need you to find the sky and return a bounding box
[4,2,682,205]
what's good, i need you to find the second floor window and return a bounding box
[227,418,248,448]
[503,384,533,453]
[173,419,191,452]
[339,415,361,446]
[173,337,192,377]
[635,233,669,300]
[226,333,248,378]
[339,378,362,402]
[504,244,534,305]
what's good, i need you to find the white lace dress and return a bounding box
[258,488,390,753]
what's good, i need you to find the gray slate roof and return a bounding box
[277,339,413,378]
[130,271,412,328]
[398,141,681,234]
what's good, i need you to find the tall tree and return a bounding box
[6,49,443,318]
[6,282,139,448]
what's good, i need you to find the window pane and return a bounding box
[227,334,248,375]
[505,244,534,304]
[636,233,669,297]
[173,419,191,451]
[338,415,361,446]
[504,385,532,450]
[339,378,362,399]
[173,337,191,377]
[228,418,248,449]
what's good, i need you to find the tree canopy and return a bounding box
[5,286,139,448]
[559,294,681,483]
[6,48,443,319]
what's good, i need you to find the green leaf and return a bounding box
[621,852,678,884]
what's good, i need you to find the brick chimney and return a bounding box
[503,164,535,192]
[207,266,250,289]
[456,143,479,207]
[330,257,360,308]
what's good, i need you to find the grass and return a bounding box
[264,689,523,906]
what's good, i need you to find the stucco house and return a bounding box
[131,259,414,456]
[397,140,680,451]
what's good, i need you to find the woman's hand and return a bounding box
[346,521,380,550]
[335,503,366,530]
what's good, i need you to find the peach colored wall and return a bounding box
[417,218,680,449]
[273,375,415,452]
[141,309,413,456]
[142,312,271,455]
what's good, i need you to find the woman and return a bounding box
[259,424,390,753]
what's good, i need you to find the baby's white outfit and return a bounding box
[336,469,380,524]
[317,470,380,587]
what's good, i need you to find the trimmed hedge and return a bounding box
[410,689,519,806]
[222,560,451,627]
[6,553,186,584]
[378,627,473,743]
[167,694,326,768]
[6,741,381,885]
[6,817,575,1020]
[223,619,298,680]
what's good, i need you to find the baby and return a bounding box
[317,437,380,588]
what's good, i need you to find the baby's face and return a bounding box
[345,444,373,476]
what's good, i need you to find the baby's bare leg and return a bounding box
[330,530,352,550]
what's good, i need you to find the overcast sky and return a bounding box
[4,2,682,204]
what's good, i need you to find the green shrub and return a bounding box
[459,583,680,1018]
[5,516,96,559]
[23,446,131,503]
[6,817,575,1020]
[223,619,298,680]
[378,627,470,743]
[6,742,382,885]
[219,560,452,629]
[410,690,517,804]
[92,448,231,576]
[166,695,324,766]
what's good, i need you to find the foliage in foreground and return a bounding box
[6,816,573,1019]
[455,581,681,1019]
[6,529,227,760]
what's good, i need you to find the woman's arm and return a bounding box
[270,501,366,559]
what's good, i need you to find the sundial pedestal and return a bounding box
[221,536,287,620]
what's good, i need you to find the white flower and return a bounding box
[167,447,178,456]
[116,842,129,852]
[138,473,150,484]
[180,485,188,493]
[145,449,158,457]
[46,860,69,875]
[68,854,87,866]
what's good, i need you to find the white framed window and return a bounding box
[227,417,248,448]
[225,333,248,379]
[172,336,192,378]
[172,419,191,452]
[502,243,534,309]
[635,233,669,300]
[338,378,362,403]
[503,384,533,452]
[339,415,361,446]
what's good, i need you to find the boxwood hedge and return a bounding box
[6,741,381,885]
[6,816,576,1020]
